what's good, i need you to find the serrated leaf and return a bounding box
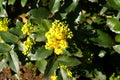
[113,45,120,54]
[0,31,19,43]
[90,30,114,48]
[107,18,120,33]
[9,50,19,73]
[36,59,47,73]
[58,56,81,66]
[44,58,58,78]
[30,47,53,60]
[28,7,50,19]
[21,0,27,7]
[0,43,11,53]
[49,0,61,13]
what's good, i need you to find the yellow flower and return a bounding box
[21,21,34,35]
[50,72,57,80]
[45,20,73,55]
[59,65,67,69]
[0,18,9,31]
[54,47,63,55]
[67,69,72,77]
[59,65,72,77]
[22,37,35,55]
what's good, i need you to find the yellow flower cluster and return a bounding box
[59,65,72,77]
[45,20,73,55]
[23,37,35,55]
[50,72,57,80]
[21,21,34,35]
[0,18,9,31]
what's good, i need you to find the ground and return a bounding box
[0,65,43,80]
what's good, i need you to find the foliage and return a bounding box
[0,0,120,80]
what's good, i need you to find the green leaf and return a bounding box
[40,19,52,31]
[60,68,69,80]
[0,59,8,71]
[62,49,71,56]
[74,11,82,24]
[30,47,53,60]
[98,50,106,58]
[49,0,61,14]
[60,13,67,19]
[73,48,83,58]
[0,31,19,43]
[33,32,46,42]
[63,48,83,58]
[9,50,19,73]
[115,34,120,43]
[58,56,81,66]
[8,0,16,5]
[44,58,58,78]
[65,0,79,13]
[30,19,51,32]
[28,7,51,19]
[10,20,23,37]
[92,69,106,80]
[89,0,98,3]
[107,0,120,10]
[33,19,52,41]
[90,30,114,48]
[109,73,119,80]
[0,6,8,17]
[36,59,47,73]
[117,11,120,19]
[0,0,4,5]
[100,7,108,15]
[21,0,27,7]
[107,18,120,33]
[113,44,120,54]
[18,41,24,51]
[0,43,11,53]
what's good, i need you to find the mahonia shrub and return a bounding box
[0,0,120,80]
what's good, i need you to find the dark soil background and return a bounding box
[0,65,43,80]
